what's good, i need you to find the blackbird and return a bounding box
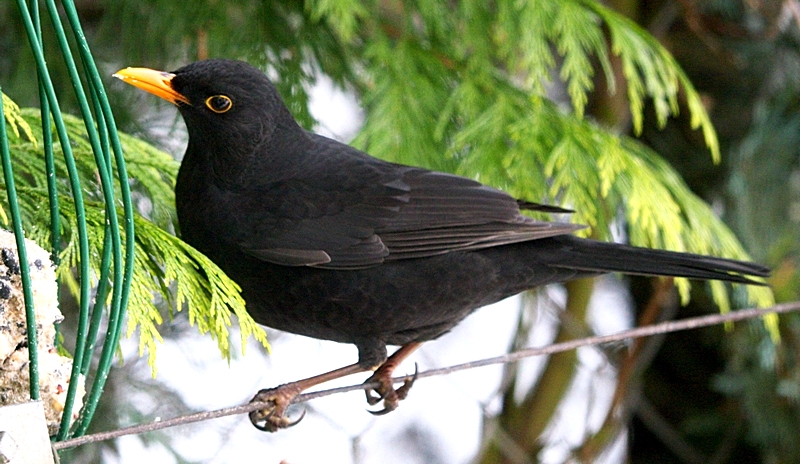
[114,59,769,432]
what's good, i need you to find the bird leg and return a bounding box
[250,342,422,430]
[365,342,422,415]
[250,363,366,432]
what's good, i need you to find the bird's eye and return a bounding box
[205,95,232,113]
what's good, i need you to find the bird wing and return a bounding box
[237,140,581,269]
[373,169,583,265]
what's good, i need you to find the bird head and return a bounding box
[114,59,303,183]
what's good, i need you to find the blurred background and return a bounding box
[2,1,800,463]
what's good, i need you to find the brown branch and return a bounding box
[54,300,800,451]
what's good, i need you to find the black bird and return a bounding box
[114,59,769,432]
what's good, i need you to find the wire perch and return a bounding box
[53,300,800,451]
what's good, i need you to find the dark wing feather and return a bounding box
[237,137,578,269]
[374,170,582,263]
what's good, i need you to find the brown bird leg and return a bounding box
[365,342,422,415]
[250,363,367,432]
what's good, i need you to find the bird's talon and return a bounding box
[285,408,307,428]
[365,387,386,405]
[367,403,397,416]
[363,363,418,415]
[367,387,400,415]
[248,384,303,432]
[394,363,419,401]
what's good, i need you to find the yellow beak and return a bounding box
[113,67,190,105]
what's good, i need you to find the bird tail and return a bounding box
[544,236,770,285]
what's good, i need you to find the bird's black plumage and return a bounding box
[115,58,769,428]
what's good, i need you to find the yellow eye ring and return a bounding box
[205,95,232,113]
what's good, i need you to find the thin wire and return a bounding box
[58,0,138,435]
[15,0,93,408]
[53,300,800,451]
[30,0,61,268]
[0,89,39,400]
[37,0,121,439]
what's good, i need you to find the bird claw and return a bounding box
[365,363,418,415]
[249,384,305,432]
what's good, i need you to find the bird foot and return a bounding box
[365,363,418,416]
[249,383,307,432]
